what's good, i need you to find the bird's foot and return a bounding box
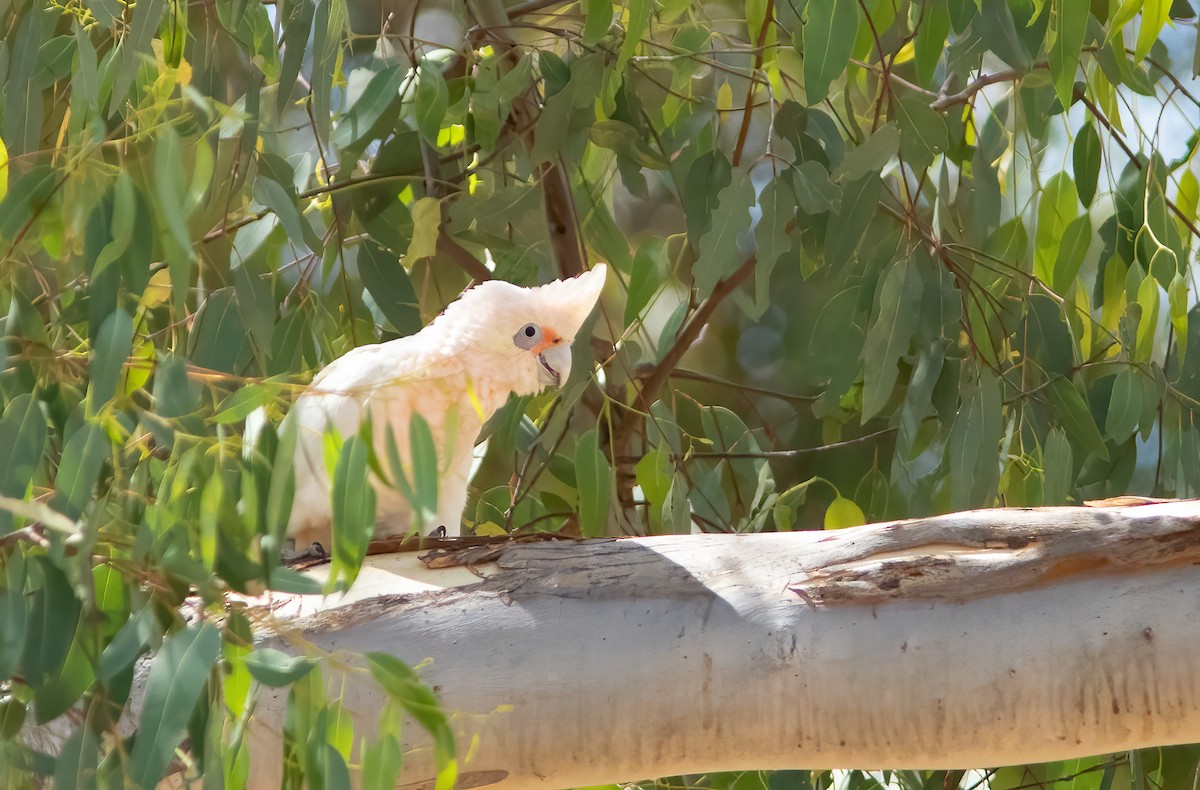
[281,541,328,565]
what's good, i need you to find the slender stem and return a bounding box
[731,0,775,168]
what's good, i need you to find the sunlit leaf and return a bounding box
[823,496,865,529]
[329,434,377,591]
[406,197,441,261]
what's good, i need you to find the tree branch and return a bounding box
[212,503,1200,788]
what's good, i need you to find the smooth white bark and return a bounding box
[236,502,1200,789]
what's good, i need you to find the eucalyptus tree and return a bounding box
[0,0,1197,786]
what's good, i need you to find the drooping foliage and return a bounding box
[0,0,1197,785]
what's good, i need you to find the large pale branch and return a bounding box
[223,502,1200,788]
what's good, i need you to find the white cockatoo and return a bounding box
[283,264,607,546]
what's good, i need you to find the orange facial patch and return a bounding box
[530,327,562,356]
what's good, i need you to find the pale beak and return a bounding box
[537,343,572,387]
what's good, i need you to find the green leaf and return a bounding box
[33,620,95,723]
[213,384,279,424]
[802,0,859,104]
[0,553,27,679]
[161,0,187,68]
[54,723,99,790]
[245,647,319,687]
[253,173,319,253]
[1073,121,1102,207]
[0,136,7,202]
[634,444,673,509]
[190,288,252,375]
[575,428,611,537]
[416,62,449,144]
[1046,378,1110,460]
[625,237,668,326]
[109,0,164,113]
[332,65,405,152]
[1052,214,1091,294]
[361,732,404,790]
[582,0,612,46]
[825,174,882,267]
[129,623,220,789]
[329,434,377,591]
[834,123,900,180]
[1034,173,1079,283]
[751,179,795,318]
[366,653,457,790]
[359,240,421,336]
[588,120,665,169]
[1134,274,1161,363]
[153,126,192,254]
[0,166,57,244]
[893,95,948,172]
[773,479,816,531]
[824,496,865,529]
[862,258,923,420]
[1049,0,1089,109]
[791,160,841,213]
[1024,294,1075,376]
[90,307,134,410]
[661,472,691,533]
[406,197,441,261]
[694,169,754,299]
[1136,0,1171,60]
[913,0,951,86]
[277,0,317,114]
[0,394,47,530]
[1042,427,1075,505]
[54,423,109,521]
[615,0,651,75]
[1105,368,1142,443]
[408,413,439,526]
[946,369,1004,510]
[1168,273,1189,366]
[21,557,81,688]
[99,607,160,685]
[266,417,299,545]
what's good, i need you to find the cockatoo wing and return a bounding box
[286,337,463,543]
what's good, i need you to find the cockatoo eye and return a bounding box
[513,323,542,350]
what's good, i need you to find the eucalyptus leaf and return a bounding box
[129,623,220,788]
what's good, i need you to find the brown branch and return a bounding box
[436,235,493,281]
[930,68,1028,110]
[633,255,757,414]
[682,427,897,459]
[731,0,775,168]
[466,0,586,277]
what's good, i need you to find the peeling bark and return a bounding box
[227,502,1200,788]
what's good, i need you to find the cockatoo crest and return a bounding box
[427,264,608,394]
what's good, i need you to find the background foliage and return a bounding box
[0,0,1197,786]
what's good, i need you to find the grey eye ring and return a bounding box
[513,323,542,350]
